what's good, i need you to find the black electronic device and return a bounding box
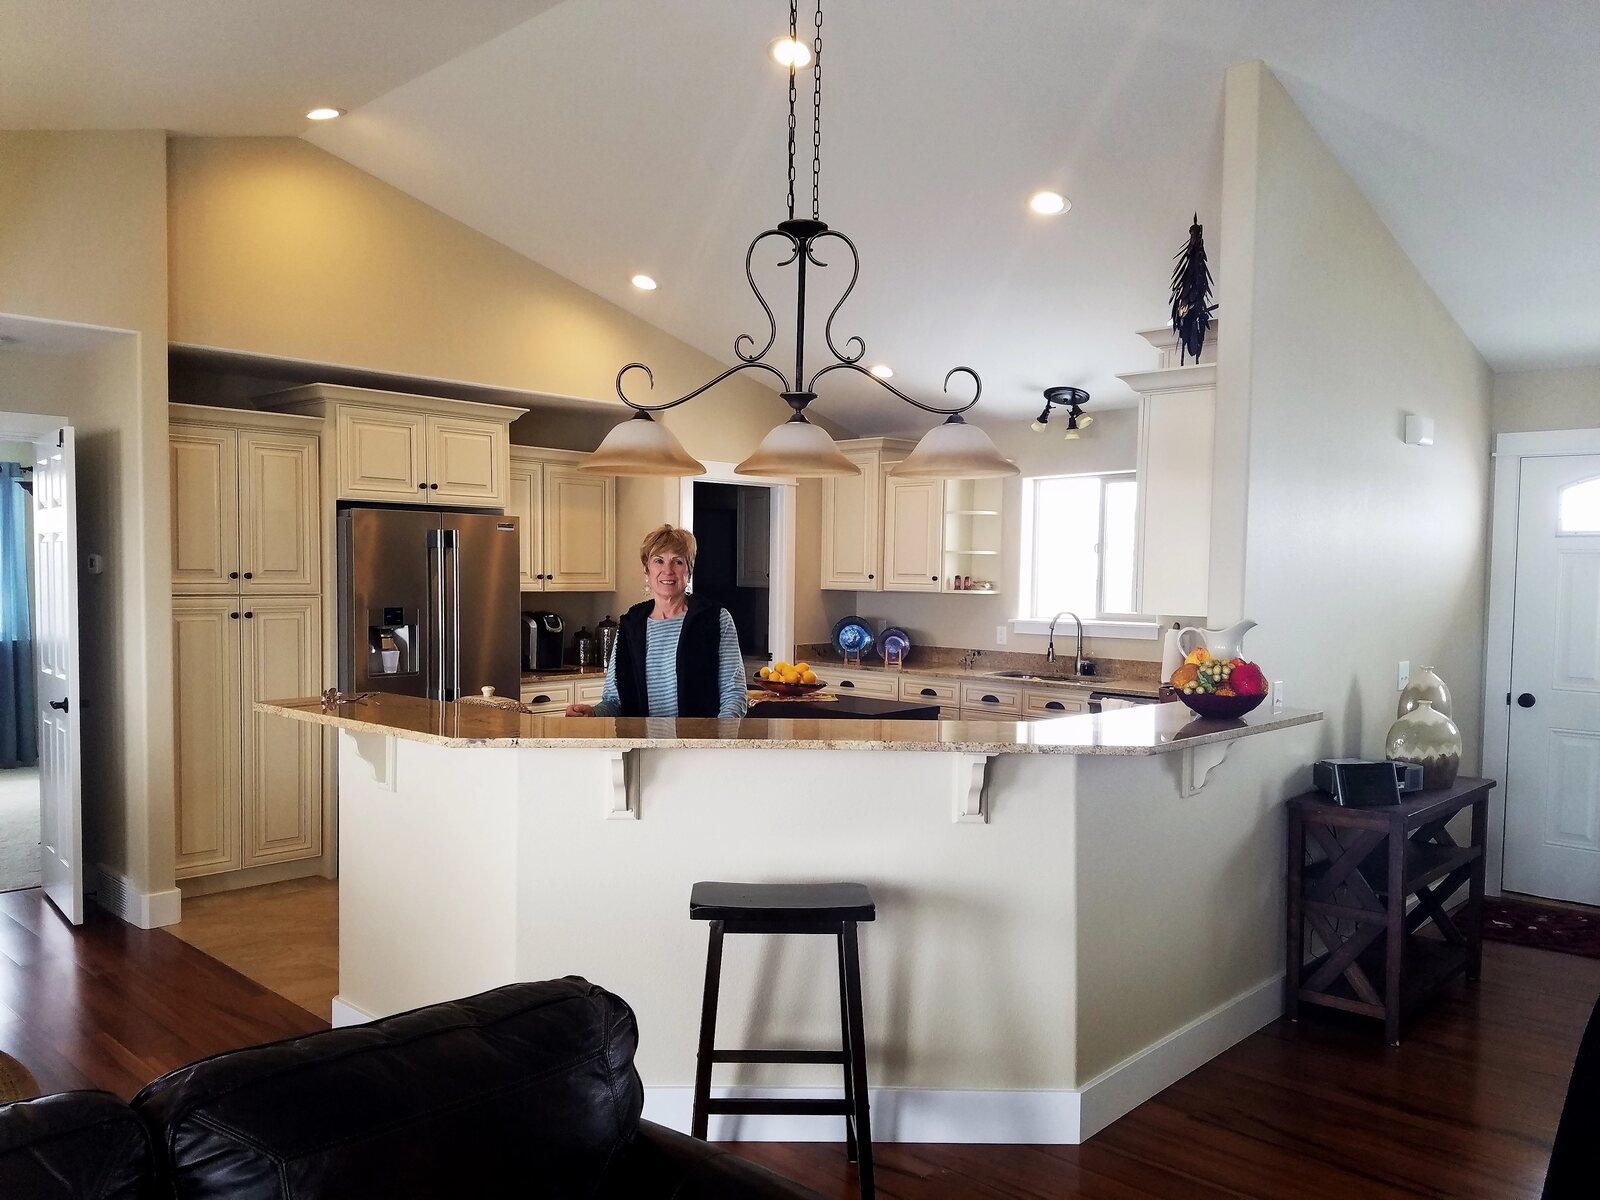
[522,611,565,672]
[1312,758,1421,806]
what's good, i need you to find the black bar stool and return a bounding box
[689,881,876,1199]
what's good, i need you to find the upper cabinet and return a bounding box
[258,384,521,509]
[171,411,321,596]
[822,439,1004,594]
[507,447,616,593]
[1118,324,1218,619]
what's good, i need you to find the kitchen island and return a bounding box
[261,693,1322,1144]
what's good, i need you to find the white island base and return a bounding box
[264,696,1322,1144]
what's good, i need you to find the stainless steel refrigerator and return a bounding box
[338,507,521,701]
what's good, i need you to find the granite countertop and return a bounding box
[258,693,1321,756]
[809,658,1163,697]
[520,667,604,684]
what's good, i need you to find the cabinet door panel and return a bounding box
[337,410,425,502]
[241,598,323,867]
[543,466,616,591]
[883,477,943,592]
[1137,389,1214,616]
[508,459,544,591]
[821,449,880,589]
[173,597,242,877]
[428,417,504,507]
[239,431,320,594]
[170,428,239,594]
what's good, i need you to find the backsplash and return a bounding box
[793,642,1161,685]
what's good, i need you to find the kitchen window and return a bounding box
[1018,471,1141,625]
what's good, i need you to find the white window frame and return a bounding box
[1013,470,1159,641]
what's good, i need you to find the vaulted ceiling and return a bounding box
[7,1,1598,434]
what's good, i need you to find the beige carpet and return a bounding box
[0,767,40,894]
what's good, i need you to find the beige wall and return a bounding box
[1217,63,1493,767]
[1493,365,1600,434]
[0,131,173,907]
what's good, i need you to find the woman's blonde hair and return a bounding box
[639,524,697,572]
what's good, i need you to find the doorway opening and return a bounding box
[0,439,40,892]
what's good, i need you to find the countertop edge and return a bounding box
[258,700,1323,756]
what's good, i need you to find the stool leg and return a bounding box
[841,921,874,1200]
[835,927,858,1163]
[691,920,725,1141]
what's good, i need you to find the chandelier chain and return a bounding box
[811,0,822,219]
[786,0,798,221]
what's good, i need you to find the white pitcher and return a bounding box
[1176,619,1257,662]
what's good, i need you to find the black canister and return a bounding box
[596,614,619,669]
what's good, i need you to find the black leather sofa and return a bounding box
[1544,991,1600,1200]
[0,978,821,1199]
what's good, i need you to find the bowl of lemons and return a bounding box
[754,661,823,696]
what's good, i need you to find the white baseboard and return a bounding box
[331,995,377,1028]
[91,863,182,929]
[643,973,1283,1145]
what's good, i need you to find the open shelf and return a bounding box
[943,479,1003,592]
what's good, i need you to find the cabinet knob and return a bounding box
[230,612,239,620]
[244,611,254,619]
[229,571,239,579]
[1517,692,1536,708]
[867,573,874,580]
[418,483,428,490]
[243,571,253,579]
[932,576,938,581]
[429,482,439,490]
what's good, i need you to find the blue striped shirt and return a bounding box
[591,608,748,718]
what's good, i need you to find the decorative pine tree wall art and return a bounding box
[1170,214,1217,364]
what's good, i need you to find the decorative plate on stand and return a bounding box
[879,627,912,665]
[831,616,875,660]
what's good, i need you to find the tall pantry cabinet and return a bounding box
[169,406,327,887]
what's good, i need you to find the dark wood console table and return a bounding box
[1287,776,1492,1044]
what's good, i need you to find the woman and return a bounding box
[566,525,748,718]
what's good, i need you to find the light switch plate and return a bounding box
[995,625,1008,646]
[1398,661,1410,691]
[1271,680,1286,711]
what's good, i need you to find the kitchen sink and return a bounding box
[987,670,1082,684]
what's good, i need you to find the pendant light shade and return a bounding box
[580,411,705,477]
[735,414,861,477]
[890,415,1019,479]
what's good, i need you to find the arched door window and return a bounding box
[1558,476,1600,534]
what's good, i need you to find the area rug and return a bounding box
[1481,896,1600,959]
[0,766,41,893]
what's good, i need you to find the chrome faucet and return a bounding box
[1046,611,1093,676]
[961,649,980,671]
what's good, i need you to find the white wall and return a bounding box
[1493,365,1600,434]
[1217,62,1493,766]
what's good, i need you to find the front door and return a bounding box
[32,428,84,923]
[1505,453,1600,904]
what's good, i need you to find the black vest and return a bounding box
[614,595,725,718]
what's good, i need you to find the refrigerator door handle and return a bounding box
[447,529,462,700]
[427,529,445,701]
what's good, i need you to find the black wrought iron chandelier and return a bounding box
[581,0,1016,480]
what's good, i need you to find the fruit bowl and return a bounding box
[1176,690,1265,720]
[753,678,825,698]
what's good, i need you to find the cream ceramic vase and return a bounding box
[1397,665,1452,719]
[1385,699,1462,790]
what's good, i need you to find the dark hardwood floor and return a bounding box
[0,887,1593,1197]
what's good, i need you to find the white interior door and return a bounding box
[1505,453,1600,905]
[31,427,84,923]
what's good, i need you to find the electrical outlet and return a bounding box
[1272,680,1286,710]
[995,625,1008,646]
[1397,660,1410,691]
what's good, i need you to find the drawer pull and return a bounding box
[980,694,999,704]
[532,694,551,704]
[920,688,937,697]
[1045,701,1066,711]
[840,679,855,688]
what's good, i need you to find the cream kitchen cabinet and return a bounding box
[883,475,944,593]
[897,673,962,720]
[257,384,523,510]
[959,680,1024,718]
[1118,324,1218,619]
[519,680,575,713]
[821,444,890,589]
[172,595,323,880]
[508,447,617,593]
[816,666,900,699]
[170,417,321,595]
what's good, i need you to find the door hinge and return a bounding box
[57,428,64,447]
[1506,692,1511,705]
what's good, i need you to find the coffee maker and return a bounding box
[522,611,565,672]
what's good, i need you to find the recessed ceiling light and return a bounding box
[305,107,344,121]
[769,37,813,69]
[631,274,658,291]
[1028,191,1069,216]
[870,364,894,379]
